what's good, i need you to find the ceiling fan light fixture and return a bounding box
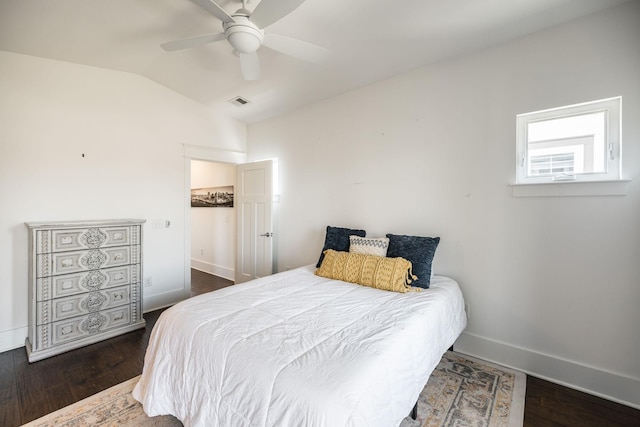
[227,30,262,54]
[223,14,264,54]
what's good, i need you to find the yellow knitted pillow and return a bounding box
[315,249,419,293]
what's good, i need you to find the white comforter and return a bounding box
[133,265,466,427]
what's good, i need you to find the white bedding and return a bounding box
[133,265,466,427]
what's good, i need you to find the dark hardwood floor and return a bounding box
[190,268,234,296]
[0,308,165,426]
[524,376,640,427]
[1,269,638,426]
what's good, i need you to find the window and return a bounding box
[516,97,621,184]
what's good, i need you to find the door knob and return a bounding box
[259,232,273,237]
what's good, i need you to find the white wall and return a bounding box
[0,51,246,352]
[190,160,236,280]
[247,2,640,408]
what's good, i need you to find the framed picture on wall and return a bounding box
[191,185,234,208]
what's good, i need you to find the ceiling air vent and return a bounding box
[228,96,251,106]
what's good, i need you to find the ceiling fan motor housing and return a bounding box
[224,10,264,54]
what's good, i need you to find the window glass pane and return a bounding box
[530,152,574,176]
[526,111,605,177]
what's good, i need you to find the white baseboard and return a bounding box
[143,288,189,313]
[191,259,234,281]
[454,331,640,410]
[0,325,28,353]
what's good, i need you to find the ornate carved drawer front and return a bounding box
[36,226,135,254]
[26,219,145,362]
[36,284,131,324]
[37,246,134,277]
[37,305,132,348]
[36,266,132,301]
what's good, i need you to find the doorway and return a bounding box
[182,144,246,298]
[182,145,275,296]
[190,159,237,285]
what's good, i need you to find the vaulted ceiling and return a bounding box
[0,0,629,123]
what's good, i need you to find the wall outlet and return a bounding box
[144,277,152,287]
[200,248,204,256]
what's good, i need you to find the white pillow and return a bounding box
[349,235,389,257]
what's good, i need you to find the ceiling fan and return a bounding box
[162,0,329,80]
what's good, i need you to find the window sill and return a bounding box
[510,180,630,197]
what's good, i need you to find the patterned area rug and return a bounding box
[400,352,526,427]
[22,351,525,427]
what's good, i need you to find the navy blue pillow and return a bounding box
[316,226,366,268]
[386,234,440,289]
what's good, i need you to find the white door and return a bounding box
[235,160,273,283]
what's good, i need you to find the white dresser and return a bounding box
[25,219,146,362]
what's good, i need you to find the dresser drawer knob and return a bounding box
[114,293,123,300]
[61,303,73,312]
[114,254,123,261]
[61,281,73,290]
[61,236,73,245]
[115,273,124,280]
[61,259,73,267]
[114,232,123,240]
[61,326,72,335]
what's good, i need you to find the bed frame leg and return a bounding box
[410,401,418,420]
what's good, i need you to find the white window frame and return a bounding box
[516,97,621,185]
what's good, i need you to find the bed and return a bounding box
[132,264,466,426]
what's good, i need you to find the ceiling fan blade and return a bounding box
[250,0,306,29]
[161,32,226,51]
[263,33,329,63]
[192,0,236,23]
[239,52,261,80]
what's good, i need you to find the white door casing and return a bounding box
[235,160,273,283]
